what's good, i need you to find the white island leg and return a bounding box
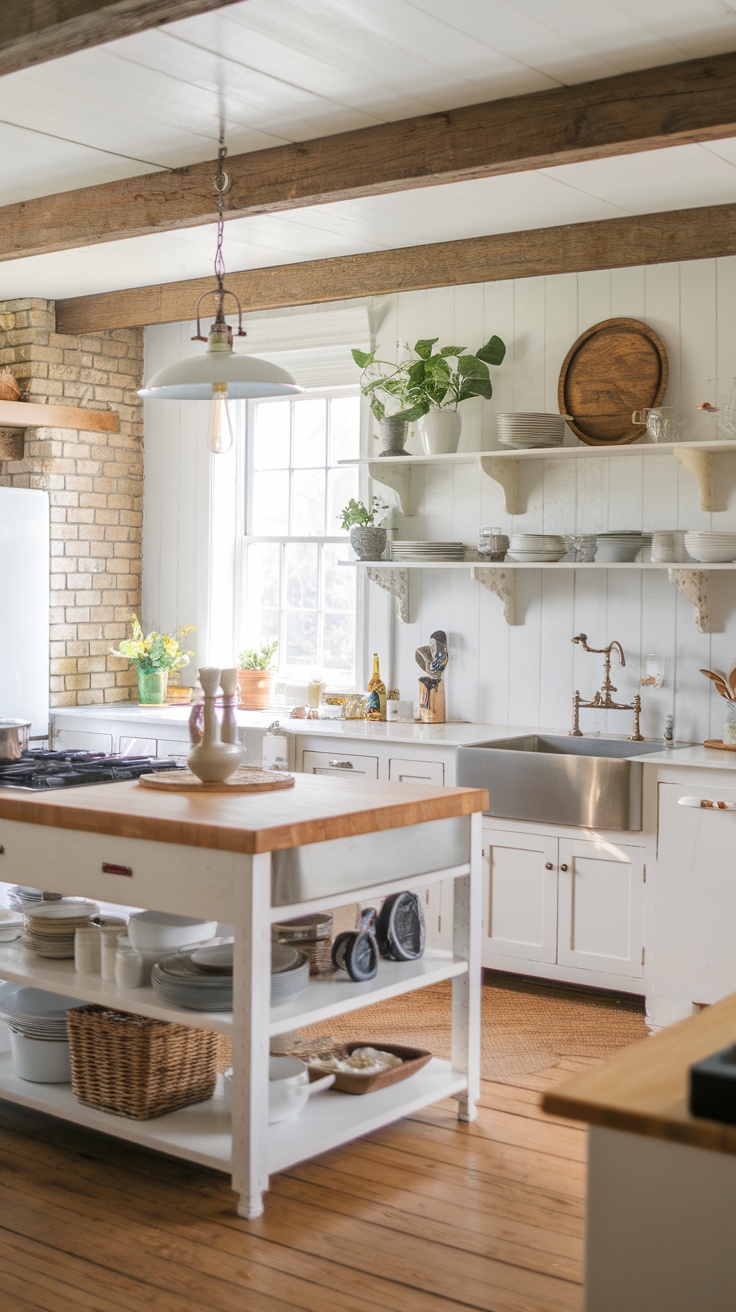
[231,851,273,1219]
[453,812,482,1122]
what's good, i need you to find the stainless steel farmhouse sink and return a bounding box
[456,734,680,832]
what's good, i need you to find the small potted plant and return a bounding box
[340,496,389,561]
[397,335,506,454]
[351,342,416,455]
[237,640,279,709]
[111,615,194,706]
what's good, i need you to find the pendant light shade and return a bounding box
[139,347,301,400]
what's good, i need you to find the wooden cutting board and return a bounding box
[558,317,668,445]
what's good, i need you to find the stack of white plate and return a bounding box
[270,944,310,1007]
[595,532,645,563]
[497,413,567,449]
[0,983,81,1083]
[508,533,566,562]
[152,949,234,1011]
[683,531,736,563]
[390,541,465,562]
[22,898,99,958]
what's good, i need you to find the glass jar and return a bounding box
[723,703,736,746]
[478,527,509,561]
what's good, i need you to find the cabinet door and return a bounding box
[301,750,379,779]
[388,757,445,786]
[481,828,558,966]
[557,838,644,977]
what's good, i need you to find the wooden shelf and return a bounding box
[343,441,736,514]
[343,560,723,632]
[0,400,120,434]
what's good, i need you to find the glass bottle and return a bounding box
[367,652,387,720]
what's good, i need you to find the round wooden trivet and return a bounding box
[703,739,736,752]
[139,767,295,793]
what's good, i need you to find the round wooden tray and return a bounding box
[139,767,295,793]
[558,317,668,446]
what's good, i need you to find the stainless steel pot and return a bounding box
[0,719,30,762]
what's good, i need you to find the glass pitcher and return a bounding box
[631,407,687,444]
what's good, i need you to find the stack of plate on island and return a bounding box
[507,533,566,563]
[22,898,99,959]
[270,944,310,1007]
[594,532,645,563]
[390,541,465,563]
[683,531,736,563]
[152,942,235,1011]
[497,413,567,449]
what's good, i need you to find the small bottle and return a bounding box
[664,714,674,744]
[262,721,289,771]
[367,653,387,720]
[307,677,324,709]
[115,945,147,989]
[74,926,101,975]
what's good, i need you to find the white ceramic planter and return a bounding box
[418,410,462,455]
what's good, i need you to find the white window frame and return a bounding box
[237,385,366,690]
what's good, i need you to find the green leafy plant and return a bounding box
[111,615,194,672]
[352,335,506,422]
[339,496,389,531]
[237,640,279,671]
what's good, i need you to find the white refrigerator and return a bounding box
[0,487,50,738]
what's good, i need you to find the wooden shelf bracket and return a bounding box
[366,566,409,623]
[472,567,518,625]
[672,448,714,512]
[668,568,711,633]
[367,461,413,515]
[478,456,520,514]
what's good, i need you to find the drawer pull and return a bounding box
[328,759,354,769]
[545,862,554,871]
[102,862,133,877]
[678,795,736,811]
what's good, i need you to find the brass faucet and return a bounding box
[570,633,643,740]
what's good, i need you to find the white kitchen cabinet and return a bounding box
[481,826,645,988]
[651,781,736,1027]
[388,756,444,785]
[301,749,379,778]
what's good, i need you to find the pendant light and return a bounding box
[138,142,302,453]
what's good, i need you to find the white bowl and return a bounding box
[127,910,218,952]
[10,1031,71,1083]
[268,1055,335,1123]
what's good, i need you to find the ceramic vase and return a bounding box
[187,667,244,783]
[417,410,461,456]
[349,525,387,561]
[137,667,168,706]
[377,415,409,457]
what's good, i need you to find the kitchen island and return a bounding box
[0,774,486,1217]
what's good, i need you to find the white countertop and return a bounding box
[630,744,736,770]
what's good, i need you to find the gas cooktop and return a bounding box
[0,749,185,791]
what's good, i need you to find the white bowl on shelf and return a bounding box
[9,1031,71,1083]
[684,532,736,563]
[268,1056,335,1123]
[127,911,218,952]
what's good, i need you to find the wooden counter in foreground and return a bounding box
[0,774,488,854]
[543,990,736,1154]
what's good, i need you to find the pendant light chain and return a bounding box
[213,141,230,308]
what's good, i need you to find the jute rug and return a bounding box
[274,972,648,1085]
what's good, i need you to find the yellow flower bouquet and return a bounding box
[112,615,195,705]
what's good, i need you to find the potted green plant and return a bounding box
[399,336,506,454]
[237,640,279,709]
[340,496,389,561]
[111,615,194,706]
[351,343,416,456]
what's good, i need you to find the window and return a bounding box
[242,390,361,688]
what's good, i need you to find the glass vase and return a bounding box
[136,667,168,706]
[723,703,736,747]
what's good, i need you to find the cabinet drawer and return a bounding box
[389,757,445,786]
[0,818,239,921]
[301,750,379,779]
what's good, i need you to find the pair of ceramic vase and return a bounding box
[187,666,244,783]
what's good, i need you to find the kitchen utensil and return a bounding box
[631,407,687,443]
[268,1055,335,1123]
[558,318,668,445]
[0,719,30,762]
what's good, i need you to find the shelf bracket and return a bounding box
[367,461,413,515]
[668,568,711,633]
[367,566,409,623]
[472,567,518,625]
[478,456,520,515]
[672,448,714,512]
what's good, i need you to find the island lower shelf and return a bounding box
[0,1057,465,1175]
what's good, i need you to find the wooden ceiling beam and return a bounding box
[56,202,736,335]
[7,48,736,261]
[0,1,243,77]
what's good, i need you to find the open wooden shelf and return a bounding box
[0,399,120,435]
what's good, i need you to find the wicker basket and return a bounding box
[67,1005,218,1120]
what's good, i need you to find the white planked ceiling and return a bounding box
[2,0,736,298]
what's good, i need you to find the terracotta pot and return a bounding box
[237,668,276,709]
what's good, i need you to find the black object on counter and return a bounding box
[689,1044,736,1123]
[331,929,378,982]
[376,892,426,961]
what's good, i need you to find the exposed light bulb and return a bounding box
[208,381,234,454]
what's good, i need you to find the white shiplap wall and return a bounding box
[143,259,736,742]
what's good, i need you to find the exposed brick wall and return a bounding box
[0,298,143,706]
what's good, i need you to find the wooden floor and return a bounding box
[0,1062,591,1312]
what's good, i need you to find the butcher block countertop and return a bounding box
[544,992,736,1155]
[0,775,488,855]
